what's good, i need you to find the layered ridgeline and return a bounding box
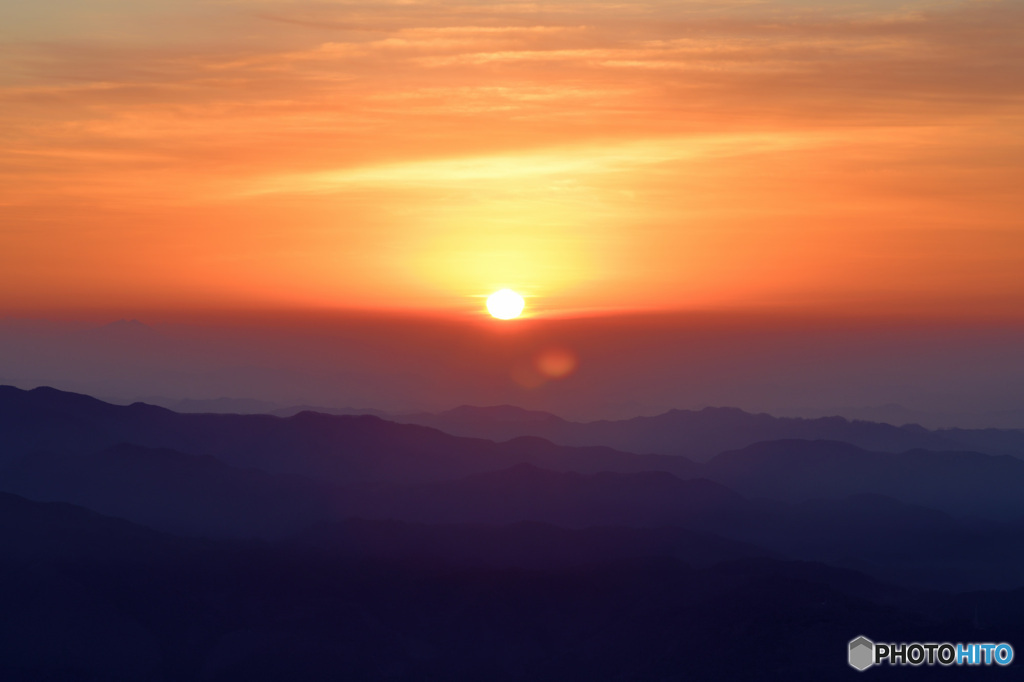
[271,401,1024,460]
[0,386,699,484]
[2,385,1024,591]
[3,385,1024,679]
[9,490,1024,682]
[389,404,1024,461]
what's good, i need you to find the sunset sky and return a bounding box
[2,0,1022,319]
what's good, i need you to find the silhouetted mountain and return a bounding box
[703,439,1024,520]
[292,517,769,570]
[438,404,561,423]
[400,404,1024,460]
[350,463,747,529]
[938,426,1024,458]
[492,435,698,477]
[736,494,1024,592]
[270,404,393,418]
[0,491,185,681]
[784,403,1024,430]
[6,385,1024,596]
[6,489,1022,681]
[343,463,1024,592]
[0,385,697,485]
[0,489,202,563]
[136,395,283,414]
[2,443,336,539]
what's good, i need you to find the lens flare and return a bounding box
[536,348,577,379]
[510,347,579,389]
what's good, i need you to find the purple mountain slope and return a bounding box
[3,443,336,539]
[0,385,697,485]
[399,404,1024,460]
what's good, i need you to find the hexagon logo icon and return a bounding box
[849,636,874,671]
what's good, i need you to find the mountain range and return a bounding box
[2,487,1023,681]
[3,384,1024,678]
[396,403,1024,460]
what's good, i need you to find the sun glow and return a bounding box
[486,289,525,319]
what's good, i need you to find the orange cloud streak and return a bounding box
[1,0,1021,318]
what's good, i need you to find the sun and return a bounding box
[486,289,525,319]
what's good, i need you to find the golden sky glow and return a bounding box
[1,0,1022,318]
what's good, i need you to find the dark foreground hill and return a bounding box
[349,463,1024,592]
[3,490,1023,682]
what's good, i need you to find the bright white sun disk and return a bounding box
[486,289,525,319]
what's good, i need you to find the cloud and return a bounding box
[0,0,1021,314]
[246,131,842,194]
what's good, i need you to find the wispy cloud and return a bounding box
[248,131,842,194]
[0,0,1021,314]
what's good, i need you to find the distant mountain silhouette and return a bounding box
[0,488,198,563]
[937,426,1024,458]
[400,404,1024,460]
[0,385,697,485]
[270,404,393,418]
[9,380,1024,680]
[350,463,748,529]
[703,439,1024,520]
[434,404,560,423]
[135,395,283,414]
[4,384,1022,519]
[2,443,336,539]
[6,385,1024,595]
[343,462,1024,592]
[788,403,1024,430]
[733,493,1024,592]
[492,435,698,477]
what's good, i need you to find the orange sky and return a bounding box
[2,0,1022,319]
